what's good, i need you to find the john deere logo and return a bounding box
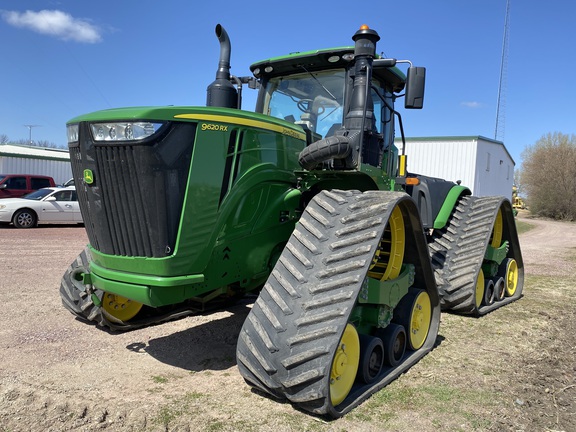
[83,169,94,184]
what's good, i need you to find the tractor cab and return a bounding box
[251,47,405,149]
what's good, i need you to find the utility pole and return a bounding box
[495,0,511,142]
[23,124,41,145]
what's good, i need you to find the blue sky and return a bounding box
[0,0,574,166]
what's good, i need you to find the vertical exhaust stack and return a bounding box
[344,26,380,132]
[206,24,238,108]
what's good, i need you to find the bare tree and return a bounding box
[0,134,9,145]
[521,132,576,220]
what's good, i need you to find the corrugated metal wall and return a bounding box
[0,144,72,185]
[0,156,72,185]
[396,136,514,198]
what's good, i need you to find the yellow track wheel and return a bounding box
[368,206,405,281]
[475,270,485,309]
[407,290,432,350]
[102,292,143,322]
[330,324,360,406]
[504,259,519,297]
[490,208,504,248]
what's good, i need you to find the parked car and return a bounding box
[0,186,82,228]
[0,174,56,199]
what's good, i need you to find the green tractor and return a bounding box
[60,24,523,417]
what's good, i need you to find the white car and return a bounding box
[0,186,83,228]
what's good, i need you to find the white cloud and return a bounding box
[1,9,102,43]
[461,101,483,109]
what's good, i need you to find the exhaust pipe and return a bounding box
[206,24,238,108]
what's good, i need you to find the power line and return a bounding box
[495,0,511,142]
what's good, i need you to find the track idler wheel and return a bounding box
[474,269,485,311]
[501,258,519,297]
[330,324,360,406]
[102,293,144,323]
[393,289,432,350]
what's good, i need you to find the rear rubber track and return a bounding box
[428,195,524,315]
[236,189,440,417]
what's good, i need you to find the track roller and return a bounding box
[377,323,406,367]
[483,279,495,306]
[236,189,440,417]
[494,277,506,301]
[358,334,385,384]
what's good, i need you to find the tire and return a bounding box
[12,209,37,228]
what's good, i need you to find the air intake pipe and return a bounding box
[206,24,238,108]
[298,26,380,170]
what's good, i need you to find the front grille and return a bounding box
[70,123,196,257]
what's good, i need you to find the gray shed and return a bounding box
[0,144,72,185]
[395,136,515,199]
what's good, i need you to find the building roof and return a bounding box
[0,144,70,161]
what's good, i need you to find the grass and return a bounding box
[152,391,206,428]
[151,375,168,384]
[516,219,535,234]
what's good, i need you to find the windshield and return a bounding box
[263,69,393,141]
[264,70,345,138]
[23,189,52,200]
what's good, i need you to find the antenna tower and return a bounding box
[495,0,511,141]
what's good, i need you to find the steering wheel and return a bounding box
[297,99,325,115]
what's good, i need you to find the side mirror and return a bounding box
[405,66,426,109]
[45,196,57,201]
[0,184,6,189]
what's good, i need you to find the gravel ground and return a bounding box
[0,212,574,431]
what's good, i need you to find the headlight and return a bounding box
[67,124,79,143]
[90,122,164,142]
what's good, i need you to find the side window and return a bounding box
[31,178,51,189]
[6,177,26,189]
[53,191,72,201]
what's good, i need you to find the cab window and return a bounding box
[264,70,345,138]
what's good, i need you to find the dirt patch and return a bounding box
[0,214,574,431]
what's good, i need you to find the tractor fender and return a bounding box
[433,185,471,229]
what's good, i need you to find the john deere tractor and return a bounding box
[60,24,523,417]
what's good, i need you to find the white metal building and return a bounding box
[0,144,72,185]
[395,136,515,198]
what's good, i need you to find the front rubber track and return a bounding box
[236,190,440,418]
[428,195,524,315]
[60,248,210,331]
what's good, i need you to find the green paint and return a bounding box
[433,185,471,229]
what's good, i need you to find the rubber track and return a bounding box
[59,248,226,331]
[236,189,439,418]
[428,195,524,315]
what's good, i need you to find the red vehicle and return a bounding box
[0,174,56,199]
